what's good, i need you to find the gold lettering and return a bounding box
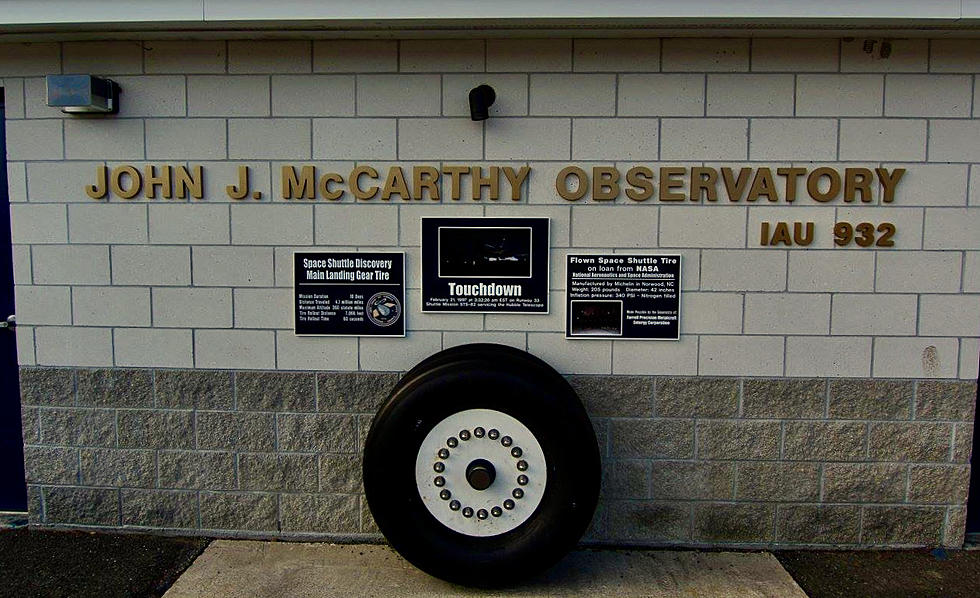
[844,167,874,203]
[381,166,411,201]
[86,165,108,199]
[442,166,469,201]
[226,165,249,200]
[318,173,344,201]
[281,165,315,200]
[760,221,770,246]
[413,166,441,201]
[556,166,588,201]
[174,165,203,200]
[110,165,142,200]
[794,221,814,246]
[721,167,752,202]
[471,166,500,200]
[776,167,807,203]
[746,167,778,202]
[876,167,906,203]
[625,166,654,201]
[690,167,718,202]
[807,167,841,202]
[770,221,792,246]
[501,166,530,201]
[592,166,619,201]
[350,166,379,200]
[659,167,686,201]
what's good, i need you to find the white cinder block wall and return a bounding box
[3,38,979,378]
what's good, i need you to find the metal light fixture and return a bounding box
[46,74,120,114]
[468,84,496,121]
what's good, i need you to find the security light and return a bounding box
[468,84,496,121]
[46,75,120,114]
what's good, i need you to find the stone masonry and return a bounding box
[3,37,979,545]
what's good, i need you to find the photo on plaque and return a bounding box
[569,300,624,337]
[438,226,533,278]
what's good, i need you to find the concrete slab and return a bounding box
[164,541,809,598]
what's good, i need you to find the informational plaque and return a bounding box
[294,252,405,337]
[565,254,680,340]
[421,217,550,313]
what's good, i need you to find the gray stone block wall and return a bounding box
[20,366,975,547]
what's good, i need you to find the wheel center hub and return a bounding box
[466,459,496,490]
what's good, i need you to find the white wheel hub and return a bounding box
[415,408,547,537]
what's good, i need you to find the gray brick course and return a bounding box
[239,453,317,492]
[783,422,867,462]
[743,379,826,419]
[610,420,694,459]
[79,448,156,488]
[829,380,914,420]
[39,408,115,447]
[655,378,737,418]
[44,487,120,526]
[777,505,861,544]
[277,414,358,453]
[823,463,906,503]
[158,451,236,490]
[76,369,154,408]
[117,410,194,450]
[155,370,234,410]
[915,381,977,421]
[735,462,820,502]
[862,506,944,545]
[280,494,359,533]
[601,460,650,499]
[196,412,276,452]
[606,501,691,542]
[317,373,399,413]
[20,368,74,406]
[868,422,953,462]
[693,503,774,543]
[570,375,654,417]
[201,492,278,531]
[697,420,780,460]
[122,489,198,528]
[237,372,315,412]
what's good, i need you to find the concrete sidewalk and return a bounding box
[164,541,808,598]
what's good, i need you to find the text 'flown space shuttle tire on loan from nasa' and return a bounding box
[363,344,601,586]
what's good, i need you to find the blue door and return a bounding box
[0,88,27,511]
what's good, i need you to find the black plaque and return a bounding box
[294,252,405,336]
[565,254,680,340]
[421,217,549,313]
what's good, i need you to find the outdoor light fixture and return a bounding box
[46,75,120,114]
[468,84,496,121]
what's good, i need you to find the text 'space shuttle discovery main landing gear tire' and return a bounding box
[363,344,601,585]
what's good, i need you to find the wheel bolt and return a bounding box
[463,507,473,518]
[440,489,451,500]
[512,488,524,499]
[449,500,461,511]
[438,448,449,459]
[511,447,522,458]
[488,429,499,440]
[477,509,488,520]
[491,506,502,517]
[459,430,471,441]
[518,474,528,486]
[447,437,458,448]
[503,499,515,510]
[474,427,485,438]
[516,460,528,471]
[433,462,445,473]
[434,476,445,487]
[501,436,512,447]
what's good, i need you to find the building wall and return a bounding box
[3,37,978,546]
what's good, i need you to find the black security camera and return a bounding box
[468,84,496,121]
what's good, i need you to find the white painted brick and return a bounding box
[751,38,839,72]
[153,287,232,328]
[573,39,660,72]
[1,78,25,119]
[235,288,293,329]
[231,205,313,245]
[839,119,927,162]
[929,120,980,162]
[483,205,570,247]
[35,326,113,367]
[920,294,980,336]
[10,204,66,244]
[966,253,980,293]
[68,204,147,244]
[747,207,836,249]
[65,119,144,160]
[0,42,60,76]
[485,291,564,332]
[442,74,528,117]
[16,326,35,365]
[149,205,229,245]
[228,119,312,160]
[192,246,274,287]
[144,40,226,74]
[360,332,443,371]
[930,40,980,73]
[662,39,749,72]
[972,167,980,206]
[618,74,705,116]
[923,208,980,250]
[63,41,142,74]
[195,329,275,369]
[187,75,269,117]
[572,118,658,161]
[276,333,358,371]
[572,206,658,248]
[526,161,598,205]
[749,119,838,161]
[313,40,398,73]
[4,120,62,160]
[112,246,190,286]
[876,251,961,293]
[529,74,616,116]
[699,335,783,377]
[614,247,700,291]
[26,162,100,202]
[114,328,193,368]
[660,207,745,249]
[883,163,968,207]
[313,118,396,160]
[834,207,923,249]
[831,293,917,336]
[5,162,26,203]
[789,251,875,292]
[33,245,109,285]
[660,118,747,161]
[487,39,571,72]
[398,118,483,160]
[785,337,872,377]
[613,335,698,375]
[485,118,570,161]
[146,118,227,160]
[680,293,742,334]
[404,291,483,331]
[528,333,610,374]
[11,246,31,284]
[14,286,71,325]
[272,75,355,117]
[960,339,979,379]
[841,39,928,73]
[315,206,397,246]
[228,41,311,73]
[73,287,150,327]
[886,75,972,117]
[706,74,794,116]
[445,332,526,350]
[202,161,272,202]
[795,74,884,117]
[744,293,831,335]
[400,40,484,72]
[873,337,959,378]
[357,75,440,117]
[112,75,186,117]
[701,249,786,291]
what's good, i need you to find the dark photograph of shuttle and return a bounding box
[570,301,623,336]
[438,227,532,278]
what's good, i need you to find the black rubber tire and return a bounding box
[363,344,600,586]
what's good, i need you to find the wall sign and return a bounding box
[421,217,549,313]
[565,254,680,340]
[294,252,405,337]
